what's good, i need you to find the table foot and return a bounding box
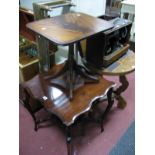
[44,60,99,82]
[43,62,69,80]
[114,75,129,109]
[66,126,73,155]
[115,94,127,109]
[34,120,38,131]
[43,59,99,100]
[75,64,99,83]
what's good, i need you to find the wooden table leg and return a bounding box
[100,88,114,132]
[66,126,72,155]
[114,75,129,109]
[68,44,74,100]
[37,35,52,73]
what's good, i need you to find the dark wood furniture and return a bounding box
[102,50,135,108]
[20,64,115,155]
[85,16,132,68]
[19,7,35,41]
[20,77,44,131]
[19,35,56,82]
[41,65,115,126]
[25,13,116,155]
[27,12,114,100]
[42,67,115,155]
[83,49,135,109]
[27,12,113,45]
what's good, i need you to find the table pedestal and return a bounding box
[44,44,99,100]
[114,75,129,108]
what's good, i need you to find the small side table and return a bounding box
[83,50,135,109]
[102,50,135,108]
[26,13,115,155]
[21,64,116,155]
[27,12,113,100]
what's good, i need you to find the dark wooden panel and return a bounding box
[19,7,36,41]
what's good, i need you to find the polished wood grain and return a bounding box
[27,12,113,45]
[102,50,135,75]
[40,65,115,126]
[22,64,115,126]
[21,64,115,155]
[45,78,114,126]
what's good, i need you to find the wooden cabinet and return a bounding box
[19,35,39,82]
[19,7,39,82]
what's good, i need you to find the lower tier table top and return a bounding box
[44,76,115,126]
[23,64,115,126]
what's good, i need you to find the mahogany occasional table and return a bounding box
[27,12,113,100]
[26,12,116,155]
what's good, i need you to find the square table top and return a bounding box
[27,12,114,46]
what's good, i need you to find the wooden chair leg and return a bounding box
[22,88,39,131]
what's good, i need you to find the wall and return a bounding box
[20,0,106,17]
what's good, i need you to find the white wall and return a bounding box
[20,0,106,17]
[72,0,106,16]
